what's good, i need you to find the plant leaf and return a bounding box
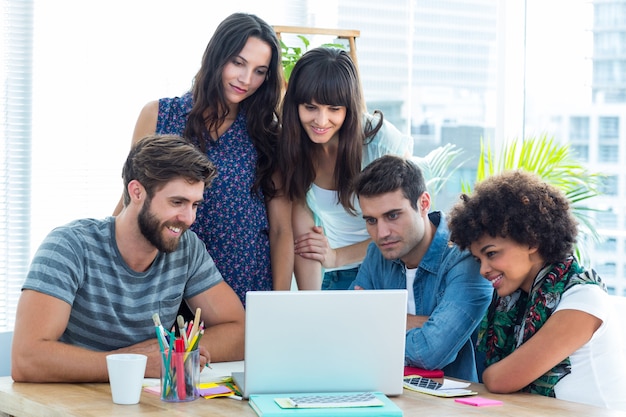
[471,134,605,265]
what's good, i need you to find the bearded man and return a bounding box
[11,135,244,382]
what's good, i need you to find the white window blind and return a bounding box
[0,0,33,331]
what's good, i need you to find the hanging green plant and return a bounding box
[280,35,309,82]
[279,35,347,81]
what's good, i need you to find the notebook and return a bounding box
[233,290,407,399]
[248,391,403,416]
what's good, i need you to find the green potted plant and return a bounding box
[464,134,605,264]
[280,36,310,82]
[279,35,347,82]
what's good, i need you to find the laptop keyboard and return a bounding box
[285,392,383,408]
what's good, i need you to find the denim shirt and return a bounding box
[351,212,492,381]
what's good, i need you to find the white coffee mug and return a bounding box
[106,353,148,405]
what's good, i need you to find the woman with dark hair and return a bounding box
[278,46,413,290]
[114,13,293,304]
[447,170,625,410]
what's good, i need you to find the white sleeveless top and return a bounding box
[309,184,367,272]
[305,112,413,272]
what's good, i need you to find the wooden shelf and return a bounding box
[273,25,360,66]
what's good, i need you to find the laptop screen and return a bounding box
[235,289,407,398]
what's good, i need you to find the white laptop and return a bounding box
[232,289,407,399]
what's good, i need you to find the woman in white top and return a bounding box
[447,170,626,411]
[277,47,413,290]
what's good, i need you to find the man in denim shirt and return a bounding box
[350,155,492,381]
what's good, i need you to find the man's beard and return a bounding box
[138,197,187,253]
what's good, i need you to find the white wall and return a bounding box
[30,1,291,256]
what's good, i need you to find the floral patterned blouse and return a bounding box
[156,92,272,305]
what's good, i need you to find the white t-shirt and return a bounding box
[310,184,367,272]
[405,267,418,315]
[553,284,626,410]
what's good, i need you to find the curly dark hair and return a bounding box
[447,170,578,264]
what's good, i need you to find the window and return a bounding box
[595,237,617,252]
[596,262,617,277]
[595,2,626,27]
[600,175,619,196]
[593,61,613,85]
[594,32,614,55]
[599,144,620,163]
[596,210,618,229]
[570,144,589,162]
[570,116,590,140]
[598,116,619,140]
[0,0,33,331]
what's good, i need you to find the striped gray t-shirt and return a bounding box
[23,216,222,351]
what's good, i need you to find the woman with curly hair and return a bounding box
[447,170,625,410]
